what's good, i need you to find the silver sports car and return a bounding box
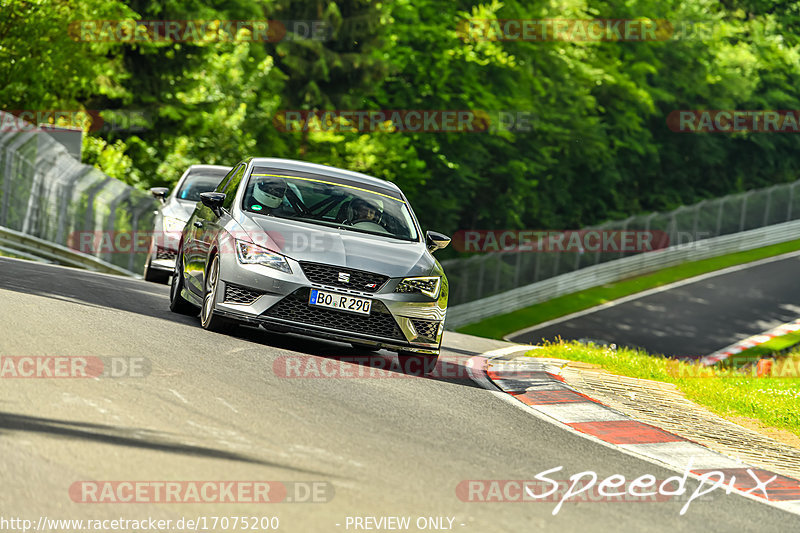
[144,164,231,283]
[169,158,450,374]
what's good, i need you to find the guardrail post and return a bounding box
[552,247,561,277]
[691,201,704,243]
[56,166,92,244]
[475,256,487,301]
[762,186,774,226]
[493,255,503,294]
[593,225,603,265]
[667,213,677,252]
[21,155,42,235]
[129,198,156,272]
[739,192,750,231]
[82,176,112,239]
[715,198,725,236]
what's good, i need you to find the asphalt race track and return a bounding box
[0,257,796,531]
[509,253,800,359]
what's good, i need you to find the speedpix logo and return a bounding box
[456,461,781,515]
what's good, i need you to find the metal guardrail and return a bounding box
[0,111,157,276]
[443,180,800,308]
[445,218,800,328]
[0,225,138,276]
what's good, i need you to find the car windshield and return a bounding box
[175,173,226,202]
[242,170,419,241]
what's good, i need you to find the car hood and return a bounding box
[239,215,434,277]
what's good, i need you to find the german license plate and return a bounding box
[309,289,372,315]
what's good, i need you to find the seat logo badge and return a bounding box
[338,272,351,283]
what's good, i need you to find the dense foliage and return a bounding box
[4,0,800,248]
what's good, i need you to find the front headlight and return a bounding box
[235,240,292,274]
[394,276,441,298]
[162,216,185,234]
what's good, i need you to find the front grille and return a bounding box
[410,319,440,342]
[299,262,389,293]
[224,283,266,305]
[156,247,177,260]
[264,289,404,340]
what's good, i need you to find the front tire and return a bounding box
[397,352,439,376]
[169,245,198,316]
[200,255,237,333]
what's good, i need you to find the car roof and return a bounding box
[246,158,403,195]
[186,164,231,174]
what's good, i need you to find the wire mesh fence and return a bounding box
[442,181,800,306]
[0,112,157,274]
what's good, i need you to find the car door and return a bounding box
[192,163,247,293]
[184,164,242,295]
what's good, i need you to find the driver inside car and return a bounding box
[249,177,289,213]
[350,197,382,224]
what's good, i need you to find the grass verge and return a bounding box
[457,238,800,340]
[530,341,800,438]
[732,330,800,361]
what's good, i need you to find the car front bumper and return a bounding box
[213,254,446,354]
[148,245,178,272]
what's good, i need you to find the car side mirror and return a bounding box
[150,187,169,203]
[200,192,226,217]
[426,231,451,253]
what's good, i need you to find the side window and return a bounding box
[222,164,246,210]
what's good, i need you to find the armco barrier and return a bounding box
[0,225,136,276]
[445,219,800,329]
[443,180,800,307]
[0,111,157,275]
